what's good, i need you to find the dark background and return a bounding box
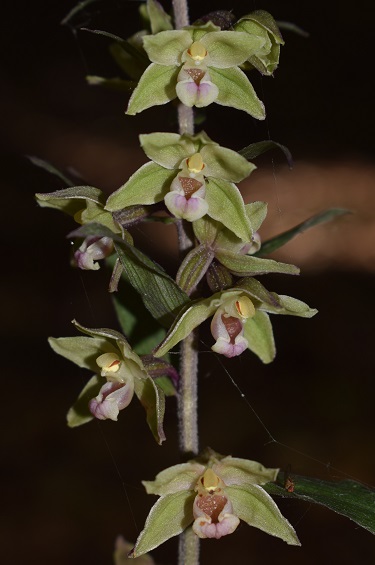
[1,1,375,564]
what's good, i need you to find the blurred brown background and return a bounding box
[1,0,375,563]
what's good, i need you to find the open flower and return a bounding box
[48,321,166,444]
[74,236,114,271]
[106,131,255,238]
[129,449,300,558]
[127,23,266,118]
[154,286,317,363]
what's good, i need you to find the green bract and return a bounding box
[129,449,300,557]
[235,10,284,76]
[49,320,166,444]
[154,285,317,362]
[106,131,255,239]
[127,23,266,117]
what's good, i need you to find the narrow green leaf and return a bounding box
[238,140,293,168]
[210,66,265,119]
[131,492,195,558]
[258,208,350,256]
[265,475,375,535]
[28,156,74,185]
[243,311,276,363]
[205,178,252,241]
[86,76,137,92]
[35,186,104,216]
[176,244,215,295]
[216,249,300,276]
[80,28,149,66]
[277,21,310,38]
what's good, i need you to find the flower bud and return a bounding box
[73,236,113,270]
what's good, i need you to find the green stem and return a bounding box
[173,1,200,565]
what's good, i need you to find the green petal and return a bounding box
[66,374,100,427]
[48,336,117,372]
[201,144,255,182]
[140,132,195,169]
[216,249,300,276]
[143,462,205,496]
[143,30,192,65]
[106,162,177,210]
[205,178,252,241]
[246,201,268,232]
[228,484,300,545]
[130,492,195,557]
[202,31,265,68]
[214,456,278,486]
[127,64,179,115]
[210,66,265,119]
[243,311,276,364]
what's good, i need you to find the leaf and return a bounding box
[238,140,293,168]
[28,156,74,185]
[276,21,310,38]
[130,492,195,558]
[265,475,375,535]
[86,76,137,92]
[210,66,265,119]
[80,28,149,66]
[66,374,100,427]
[35,185,104,216]
[69,223,190,326]
[258,208,350,256]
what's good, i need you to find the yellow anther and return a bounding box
[188,41,207,62]
[96,352,121,373]
[202,468,220,491]
[187,153,204,174]
[235,297,255,319]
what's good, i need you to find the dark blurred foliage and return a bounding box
[1,1,375,564]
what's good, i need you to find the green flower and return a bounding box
[129,449,300,557]
[106,131,254,239]
[127,23,266,118]
[49,321,166,444]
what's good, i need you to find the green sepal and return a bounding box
[206,261,233,292]
[201,143,255,182]
[143,30,192,65]
[140,132,195,169]
[210,66,265,119]
[186,22,220,41]
[81,200,121,232]
[140,355,177,397]
[143,462,205,496]
[205,178,252,241]
[35,186,104,215]
[133,373,166,445]
[146,0,173,33]
[257,208,350,256]
[266,474,375,535]
[176,243,215,295]
[200,31,265,68]
[235,277,280,307]
[66,374,100,427]
[106,162,177,210]
[261,295,318,318]
[48,335,117,373]
[193,216,220,246]
[127,64,179,115]
[246,201,268,232]
[213,455,278,486]
[130,492,195,558]
[215,249,300,276]
[239,140,293,168]
[244,310,276,364]
[228,484,300,545]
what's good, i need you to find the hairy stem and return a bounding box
[173,1,200,564]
